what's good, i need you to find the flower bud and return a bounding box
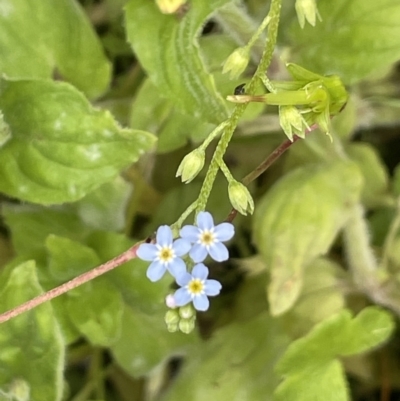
[295,0,321,28]
[165,294,177,309]
[166,322,179,333]
[176,148,205,183]
[165,309,180,326]
[179,317,196,334]
[178,304,195,319]
[222,47,250,79]
[228,181,254,216]
[279,105,307,140]
[156,0,187,14]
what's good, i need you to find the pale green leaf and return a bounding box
[289,0,400,84]
[347,143,389,207]
[282,258,346,337]
[254,160,363,315]
[67,279,123,346]
[125,0,229,124]
[0,261,65,401]
[0,78,156,204]
[0,0,111,98]
[111,305,196,377]
[275,307,395,401]
[3,205,90,255]
[75,176,132,231]
[163,313,289,401]
[46,235,100,281]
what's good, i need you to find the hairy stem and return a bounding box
[0,244,140,324]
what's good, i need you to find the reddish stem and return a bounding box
[226,135,301,222]
[0,243,141,324]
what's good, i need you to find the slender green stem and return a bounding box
[218,159,234,181]
[195,0,282,214]
[171,200,197,231]
[199,121,229,151]
[247,14,271,49]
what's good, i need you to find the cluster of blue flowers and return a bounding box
[137,212,234,312]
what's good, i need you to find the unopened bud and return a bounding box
[165,309,180,326]
[228,181,254,216]
[179,304,195,319]
[222,47,250,79]
[165,294,177,308]
[156,0,187,14]
[279,105,308,140]
[295,0,321,28]
[179,317,196,334]
[176,148,205,183]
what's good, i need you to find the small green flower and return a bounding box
[176,148,205,183]
[222,47,250,79]
[228,180,254,215]
[227,63,348,140]
[295,0,321,28]
[279,105,309,141]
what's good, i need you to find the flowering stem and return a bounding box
[0,244,140,324]
[196,0,282,215]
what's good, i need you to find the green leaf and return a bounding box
[85,231,170,313]
[130,79,213,154]
[46,235,100,281]
[67,279,123,346]
[0,78,156,204]
[111,305,196,377]
[347,143,389,207]
[254,160,362,315]
[162,313,289,401]
[275,307,395,401]
[125,0,229,124]
[0,0,111,98]
[75,176,132,231]
[282,258,346,337]
[3,205,90,255]
[0,261,65,401]
[289,0,400,84]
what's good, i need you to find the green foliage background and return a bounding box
[0,0,400,400]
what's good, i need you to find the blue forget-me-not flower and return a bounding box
[173,263,222,311]
[180,211,234,263]
[137,225,191,282]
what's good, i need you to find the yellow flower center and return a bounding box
[200,230,215,246]
[188,279,204,295]
[158,246,174,263]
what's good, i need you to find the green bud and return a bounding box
[156,0,187,14]
[176,148,205,183]
[9,379,30,401]
[165,309,180,326]
[178,304,195,319]
[228,180,254,216]
[279,105,308,140]
[222,47,250,79]
[179,317,196,334]
[167,322,179,333]
[295,0,321,28]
